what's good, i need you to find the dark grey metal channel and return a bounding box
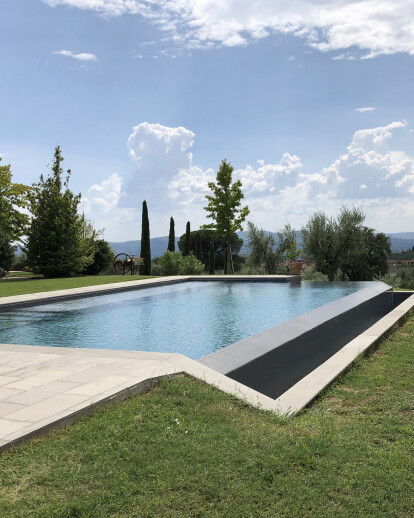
[200,282,395,399]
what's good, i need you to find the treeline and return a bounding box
[1,148,393,283]
[245,207,390,281]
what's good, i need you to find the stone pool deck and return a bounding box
[0,278,413,453]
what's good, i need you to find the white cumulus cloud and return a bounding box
[44,1,414,58]
[355,107,376,112]
[53,50,97,61]
[83,120,414,239]
[81,173,122,213]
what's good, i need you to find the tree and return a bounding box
[79,216,101,271]
[183,221,191,256]
[276,224,296,256]
[168,217,175,252]
[26,146,88,277]
[0,158,30,242]
[302,206,391,281]
[208,241,215,274]
[177,229,243,271]
[140,200,151,275]
[246,221,280,274]
[301,211,341,282]
[195,231,202,261]
[203,159,249,274]
[82,240,114,275]
[0,233,15,277]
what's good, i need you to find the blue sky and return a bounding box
[1,0,414,240]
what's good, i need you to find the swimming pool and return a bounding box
[0,281,370,359]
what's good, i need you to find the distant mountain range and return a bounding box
[109,231,414,258]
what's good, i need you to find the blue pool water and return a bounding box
[0,281,370,359]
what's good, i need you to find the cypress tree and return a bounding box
[183,221,191,256]
[208,241,215,274]
[140,200,151,275]
[195,231,202,261]
[168,217,175,252]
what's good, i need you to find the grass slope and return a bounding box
[0,275,155,297]
[0,317,413,517]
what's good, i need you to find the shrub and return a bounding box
[375,272,403,289]
[82,240,114,275]
[157,251,183,275]
[181,254,204,275]
[156,251,204,276]
[301,265,329,282]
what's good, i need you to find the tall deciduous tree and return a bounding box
[203,159,249,274]
[140,200,151,275]
[183,221,191,256]
[26,146,89,277]
[0,158,30,242]
[168,217,175,252]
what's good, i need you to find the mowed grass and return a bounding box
[0,318,413,517]
[0,275,155,297]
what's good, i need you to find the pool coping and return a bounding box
[0,280,413,453]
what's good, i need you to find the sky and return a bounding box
[1,0,414,241]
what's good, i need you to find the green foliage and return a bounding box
[12,253,28,272]
[0,158,30,242]
[239,261,267,275]
[195,231,202,261]
[285,242,303,261]
[78,217,102,271]
[375,271,403,289]
[301,210,340,281]
[156,251,204,275]
[301,264,329,282]
[246,221,280,274]
[203,159,249,274]
[302,206,391,282]
[139,200,151,275]
[276,223,296,255]
[82,240,114,275]
[178,229,243,270]
[155,250,182,275]
[183,221,191,256]
[0,233,15,277]
[167,217,175,252]
[26,146,89,278]
[208,241,215,274]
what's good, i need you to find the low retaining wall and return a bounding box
[200,282,393,399]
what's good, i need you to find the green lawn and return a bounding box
[0,316,413,517]
[0,275,155,297]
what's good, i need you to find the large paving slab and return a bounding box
[0,344,278,451]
